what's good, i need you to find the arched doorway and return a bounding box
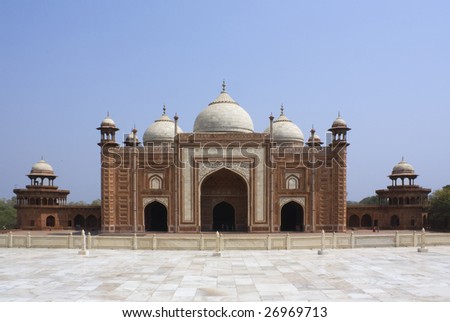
[201,168,248,232]
[74,215,85,229]
[280,201,304,232]
[391,215,400,228]
[213,202,235,231]
[86,215,98,231]
[145,201,168,232]
[348,215,360,228]
[361,214,372,228]
[46,215,55,227]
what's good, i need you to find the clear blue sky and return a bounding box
[1,0,449,202]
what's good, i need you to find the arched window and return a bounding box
[149,176,162,190]
[286,176,298,190]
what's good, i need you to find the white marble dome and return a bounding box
[193,84,254,133]
[143,110,183,144]
[30,159,55,175]
[265,108,304,144]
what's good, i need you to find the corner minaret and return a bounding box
[97,113,119,147]
[327,113,351,232]
[328,112,351,145]
[97,113,120,232]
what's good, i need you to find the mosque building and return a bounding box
[13,83,430,232]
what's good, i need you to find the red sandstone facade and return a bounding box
[97,87,351,233]
[13,85,430,233]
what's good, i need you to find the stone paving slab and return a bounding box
[0,246,449,302]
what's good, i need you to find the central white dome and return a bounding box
[193,84,254,133]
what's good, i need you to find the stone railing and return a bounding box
[1,230,450,251]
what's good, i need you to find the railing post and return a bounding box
[26,232,31,248]
[332,232,336,249]
[200,234,204,251]
[267,234,271,251]
[418,228,428,252]
[87,232,92,249]
[286,233,291,250]
[69,232,73,249]
[78,230,89,255]
[132,233,138,250]
[412,231,417,247]
[318,230,326,255]
[350,231,355,249]
[213,231,221,256]
[395,231,399,247]
[8,231,13,248]
[152,234,157,250]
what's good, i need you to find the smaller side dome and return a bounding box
[124,128,140,146]
[307,128,323,146]
[330,112,348,129]
[29,159,55,176]
[265,106,304,144]
[391,158,415,176]
[100,113,116,128]
[143,107,183,144]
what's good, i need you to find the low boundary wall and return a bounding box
[1,231,450,251]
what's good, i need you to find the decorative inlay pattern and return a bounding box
[280,197,306,208]
[143,197,168,208]
[198,162,250,183]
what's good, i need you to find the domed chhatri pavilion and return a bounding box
[13,159,100,230]
[13,83,430,232]
[96,82,351,233]
[347,158,431,230]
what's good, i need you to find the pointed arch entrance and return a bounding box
[201,168,248,232]
[144,201,168,232]
[280,201,304,232]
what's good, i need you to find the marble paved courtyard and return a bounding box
[1,246,449,302]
